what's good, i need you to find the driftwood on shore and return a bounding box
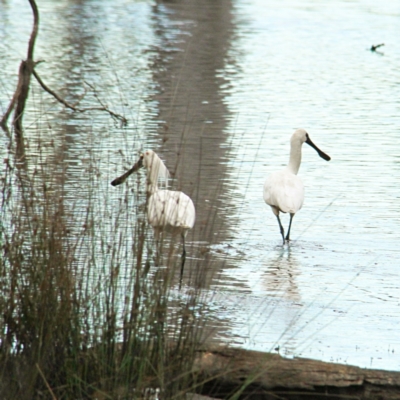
[193,347,400,400]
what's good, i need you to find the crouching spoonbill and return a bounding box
[111,150,196,285]
[263,129,330,244]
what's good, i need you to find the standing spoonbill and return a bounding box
[111,150,196,284]
[263,129,330,244]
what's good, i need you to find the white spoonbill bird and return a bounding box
[263,129,330,244]
[111,150,196,284]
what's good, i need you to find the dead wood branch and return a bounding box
[1,0,127,138]
[194,347,400,400]
[13,0,39,138]
[27,0,39,61]
[1,0,39,134]
[32,70,127,126]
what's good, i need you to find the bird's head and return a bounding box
[291,128,309,144]
[110,150,169,187]
[291,128,331,161]
[142,150,157,169]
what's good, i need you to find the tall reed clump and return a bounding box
[0,130,208,399]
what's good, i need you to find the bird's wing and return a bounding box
[148,190,196,229]
[263,170,304,213]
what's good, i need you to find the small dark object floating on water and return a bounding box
[370,43,384,52]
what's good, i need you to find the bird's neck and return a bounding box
[287,145,302,175]
[146,181,158,195]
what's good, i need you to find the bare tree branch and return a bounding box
[0,87,19,132]
[32,69,76,110]
[32,69,128,126]
[0,0,38,132]
[1,0,127,137]
[13,0,40,137]
[27,0,39,61]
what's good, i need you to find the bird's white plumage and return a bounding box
[148,190,196,233]
[111,149,196,286]
[263,129,307,215]
[263,128,330,243]
[263,169,304,215]
[141,150,196,235]
[142,150,170,189]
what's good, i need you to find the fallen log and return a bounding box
[193,346,400,400]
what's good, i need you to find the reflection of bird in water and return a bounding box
[263,129,330,244]
[111,150,196,285]
[262,246,301,302]
[370,43,384,52]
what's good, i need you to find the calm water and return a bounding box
[1,0,400,371]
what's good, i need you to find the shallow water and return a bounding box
[1,0,399,371]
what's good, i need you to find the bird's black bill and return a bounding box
[306,136,331,161]
[111,157,143,186]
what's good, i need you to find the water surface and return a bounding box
[1,0,399,371]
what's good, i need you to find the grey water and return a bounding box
[1,0,399,371]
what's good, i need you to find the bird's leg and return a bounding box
[154,229,161,266]
[276,215,285,245]
[285,213,294,242]
[179,233,186,290]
